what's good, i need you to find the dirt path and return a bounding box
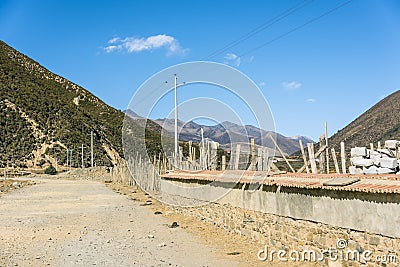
[0,178,241,266]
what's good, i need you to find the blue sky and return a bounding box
[1,0,399,140]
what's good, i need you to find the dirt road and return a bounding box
[0,178,241,266]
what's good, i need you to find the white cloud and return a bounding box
[104,34,188,56]
[224,53,241,67]
[104,45,119,53]
[282,81,302,90]
[108,37,120,44]
[259,82,266,87]
[306,98,316,102]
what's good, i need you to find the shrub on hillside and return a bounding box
[44,165,57,175]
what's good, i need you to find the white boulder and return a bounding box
[385,140,399,149]
[351,157,374,167]
[378,158,398,169]
[349,166,363,174]
[351,147,367,157]
[377,167,395,174]
[363,166,378,174]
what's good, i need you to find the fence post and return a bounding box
[222,155,226,171]
[340,142,346,174]
[308,143,317,174]
[299,140,310,173]
[234,144,241,170]
[331,148,340,173]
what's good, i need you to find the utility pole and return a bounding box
[174,74,178,168]
[91,130,94,168]
[164,74,185,169]
[81,144,86,168]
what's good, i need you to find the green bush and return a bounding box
[44,164,57,175]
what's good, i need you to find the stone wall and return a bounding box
[170,200,399,266]
[161,178,400,266]
[160,179,400,238]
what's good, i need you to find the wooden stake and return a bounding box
[250,138,255,170]
[189,141,192,161]
[319,135,325,174]
[152,154,157,190]
[179,146,183,169]
[325,122,329,174]
[222,155,226,171]
[163,155,166,174]
[158,153,161,174]
[263,148,269,172]
[297,144,327,173]
[340,141,346,174]
[331,148,340,173]
[234,144,241,170]
[270,136,295,173]
[257,147,263,171]
[299,140,310,173]
[307,143,317,174]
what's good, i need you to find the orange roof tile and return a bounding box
[161,170,400,194]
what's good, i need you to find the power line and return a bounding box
[239,0,354,57]
[127,2,314,110]
[203,0,313,60]
[126,1,353,123]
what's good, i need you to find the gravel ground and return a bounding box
[0,178,240,266]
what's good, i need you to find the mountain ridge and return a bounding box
[329,90,400,150]
[0,40,131,168]
[151,117,314,155]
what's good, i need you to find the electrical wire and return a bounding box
[129,0,354,115]
[203,0,313,60]
[239,0,354,57]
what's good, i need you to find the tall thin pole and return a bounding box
[66,149,69,170]
[299,140,310,173]
[201,128,205,169]
[174,74,178,168]
[69,149,74,171]
[325,121,329,174]
[340,141,346,174]
[81,144,85,168]
[91,130,94,168]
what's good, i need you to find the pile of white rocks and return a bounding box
[349,140,400,175]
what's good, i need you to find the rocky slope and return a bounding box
[0,40,154,168]
[329,90,400,150]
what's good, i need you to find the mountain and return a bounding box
[290,135,315,145]
[329,90,400,150]
[124,109,165,134]
[0,40,161,169]
[153,118,314,155]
